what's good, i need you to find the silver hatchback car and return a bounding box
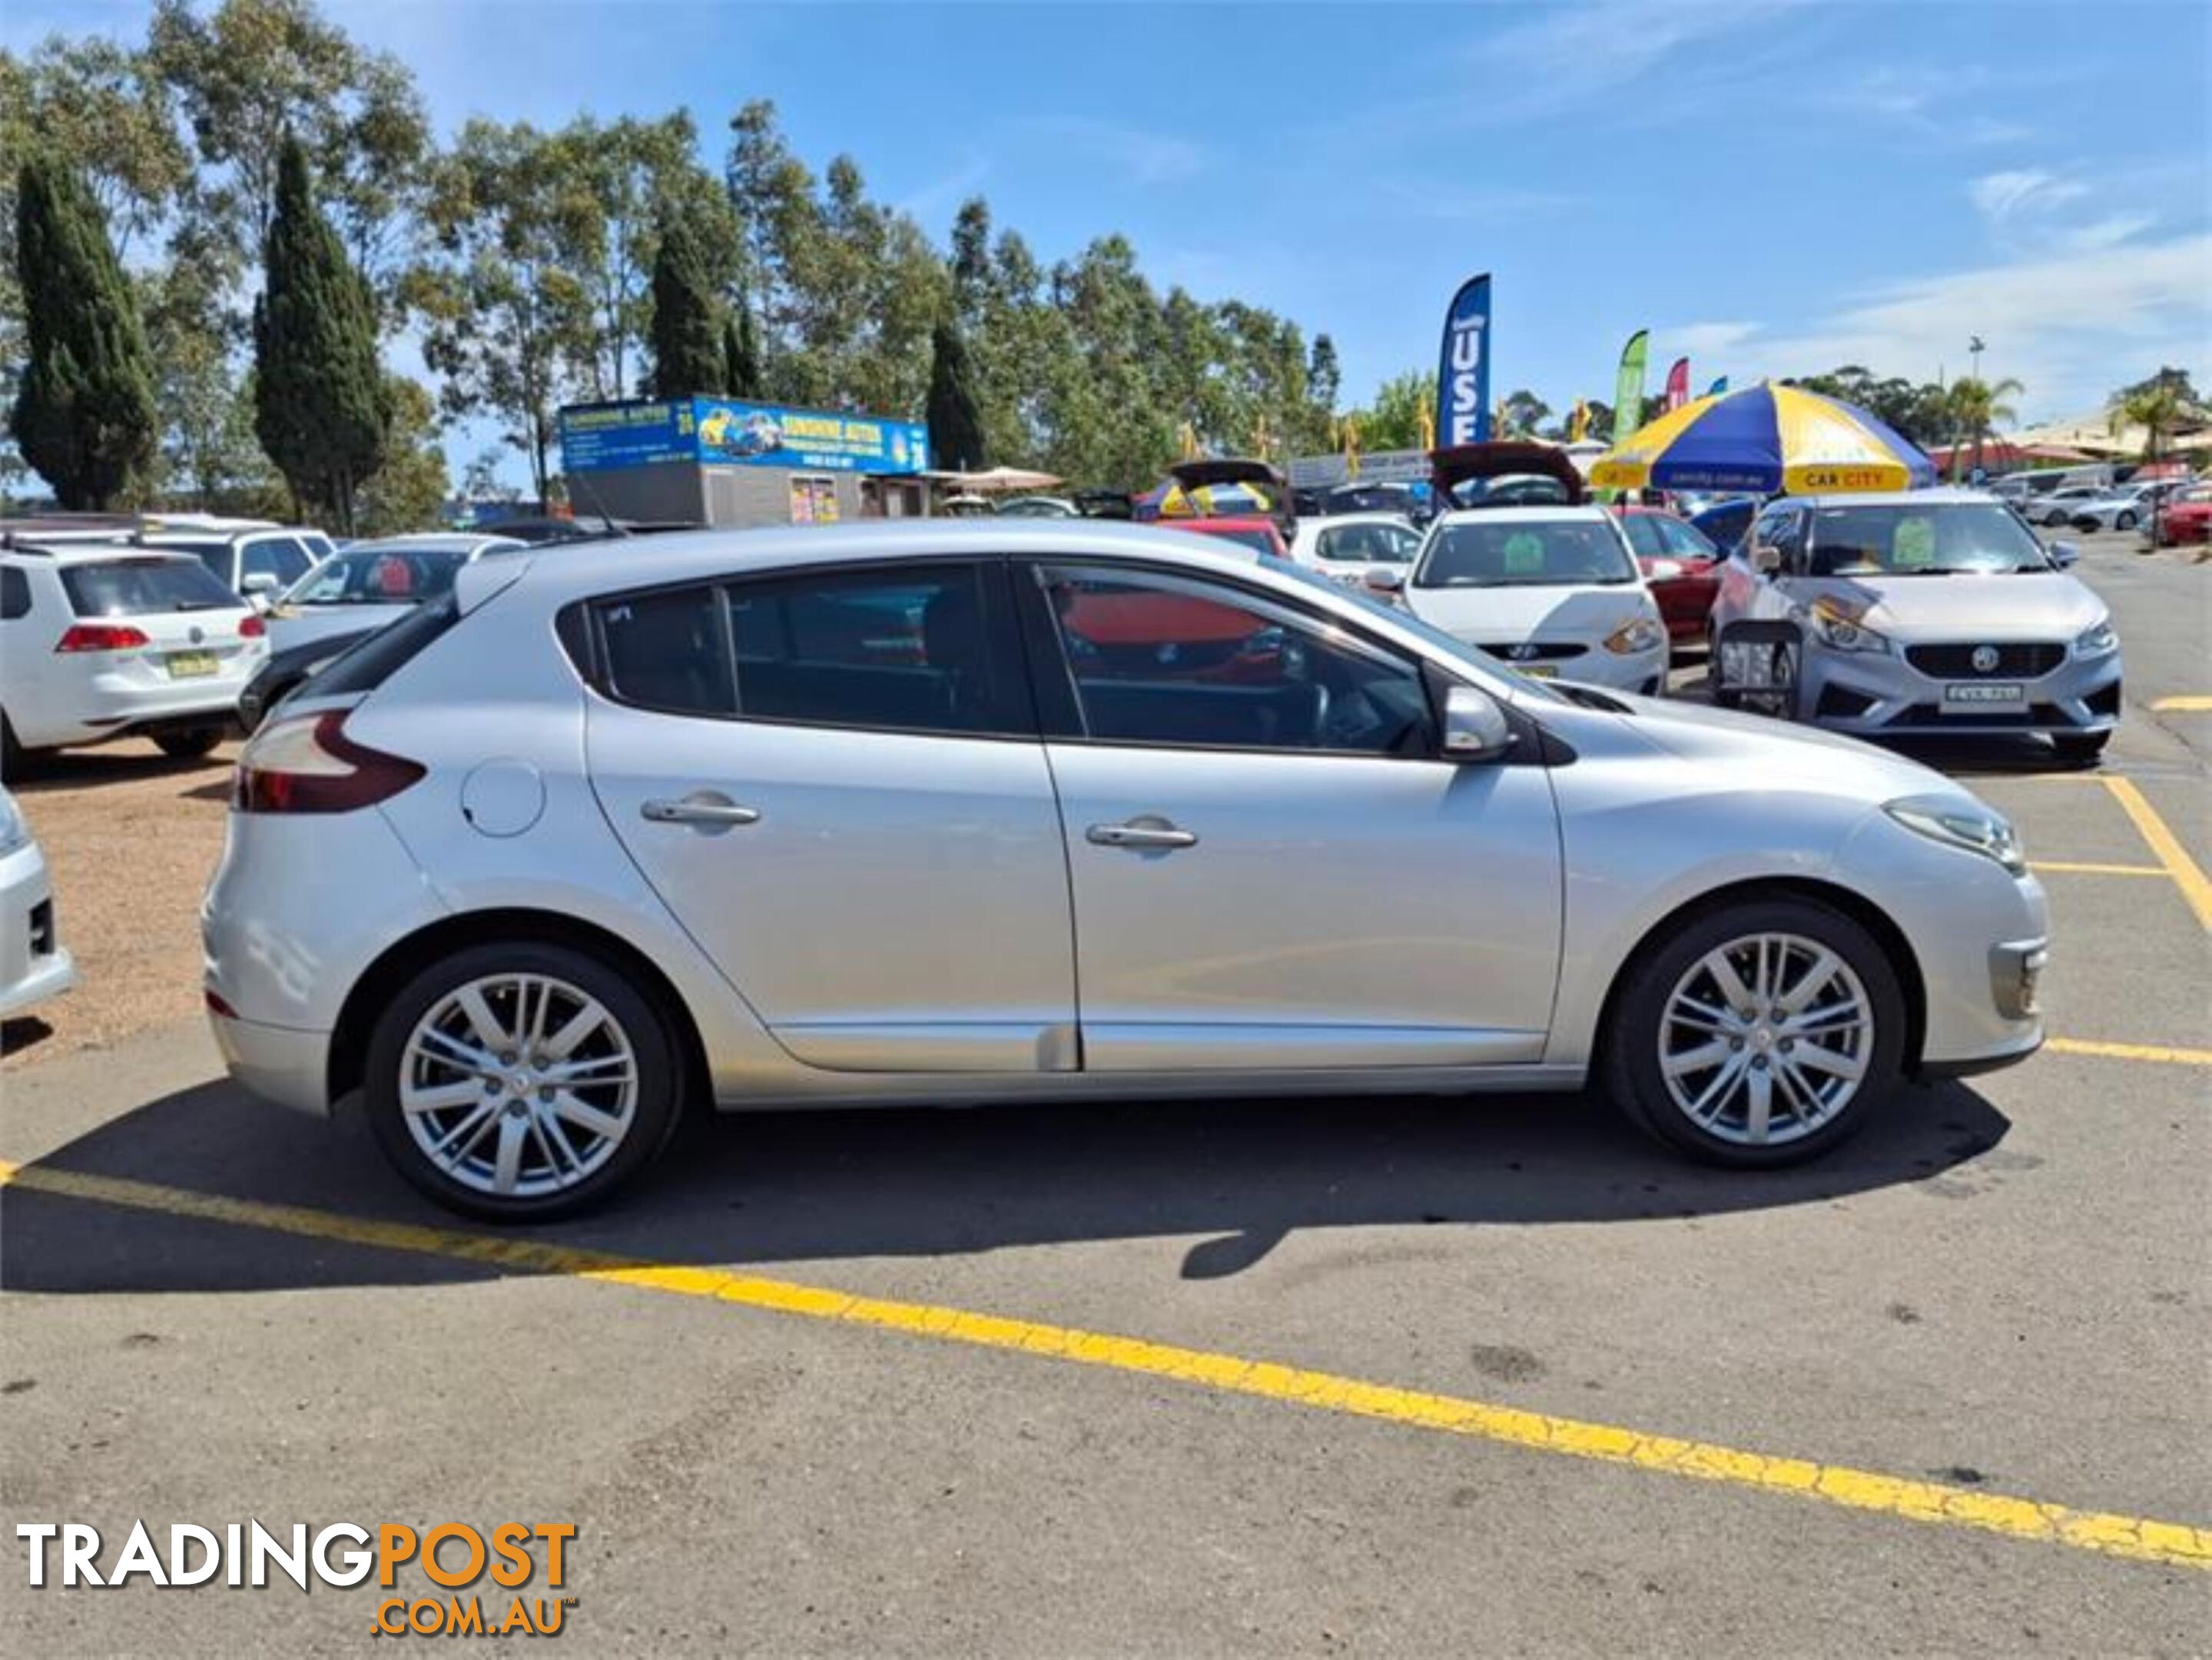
[1708,490,2121,762]
[204,522,2049,1219]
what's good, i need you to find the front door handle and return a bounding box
[1086,818,1198,851]
[642,795,761,828]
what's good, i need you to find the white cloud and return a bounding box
[1969,169,2089,226]
[894,156,990,225]
[1822,65,2033,145]
[1718,234,2212,418]
[2063,212,2157,254]
[1660,321,1763,358]
[1028,118,1203,185]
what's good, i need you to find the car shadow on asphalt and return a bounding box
[2,1077,2012,1295]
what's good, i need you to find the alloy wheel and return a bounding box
[1657,932,1873,1147]
[399,973,639,1198]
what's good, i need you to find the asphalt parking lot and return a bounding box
[2,532,2207,1655]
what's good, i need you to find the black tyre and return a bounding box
[1600,897,1907,1168]
[2051,731,2111,765]
[2114,511,2136,532]
[154,727,224,760]
[0,715,28,782]
[363,941,683,1220]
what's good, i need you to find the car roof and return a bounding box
[474,519,1272,611]
[1303,512,1414,530]
[341,533,526,554]
[4,541,204,567]
[1782,487,2004,510]
[1431,504,1613,526]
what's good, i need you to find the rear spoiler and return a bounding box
[1167,456,1295,536]
[1429,442,1585,506]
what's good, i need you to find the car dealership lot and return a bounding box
[3,532,2207,1655]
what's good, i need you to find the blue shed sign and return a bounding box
[559,397,930,476]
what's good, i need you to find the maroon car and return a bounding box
[1616,506,1723,642]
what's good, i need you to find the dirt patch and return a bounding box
[3,739,239,1071]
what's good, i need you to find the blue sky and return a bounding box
[15,0,2212,450]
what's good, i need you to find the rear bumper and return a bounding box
[209,1010,332,1116]
[23,680,252,749]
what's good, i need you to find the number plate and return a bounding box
[1517,663,1559,679]
[1942,682,2024,709]
[166,651,218,679]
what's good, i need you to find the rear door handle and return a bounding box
[642,795,760,828]
[1086,818,1198,850]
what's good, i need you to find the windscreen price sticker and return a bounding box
[17,1519,579,1637]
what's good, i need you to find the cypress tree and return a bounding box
[254,137,389,533]
[925,319,986,473]
[12,154,158,510]
[647,205,725,397]
[725,300,763,399]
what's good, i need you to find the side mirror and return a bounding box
[1440,684,1514,762]
[1752,543,1784,575]
[2048,539,2081,569]
[243,572,279,594]
[1362,564,1405,594]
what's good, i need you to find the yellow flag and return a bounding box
[1569,398,1589,442]
[1417,404,1437,452]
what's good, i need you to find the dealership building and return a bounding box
[555,396,934,527]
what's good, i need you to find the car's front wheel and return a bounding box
[154,727,224,760]
[1602,898,1906,1167]
[2114,511,2137,531]
[363,942,682,1220]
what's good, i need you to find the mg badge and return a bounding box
[1970,644,2000,674]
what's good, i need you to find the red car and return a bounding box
[2151,484,2212,546]
[1615,506,1723,642]
[1171,516,1290,559]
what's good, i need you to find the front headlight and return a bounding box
[1603,615,1665,656]
[0,795,28,858]
[1885,794,2027,875]
[2073,618,2118,659]
[1798,599,1895,656]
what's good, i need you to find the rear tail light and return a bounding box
[55,624,151,652]
[233,710,424,814]
[239,615,267,639]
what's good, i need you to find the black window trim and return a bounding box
[572,553,1042,744]
[1013,553,1484,765]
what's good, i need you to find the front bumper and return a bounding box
[0,838,77,1018]
[1796,642,2122,738]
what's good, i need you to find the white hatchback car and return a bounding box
[205,521,2048,1220]
[2,542,267,775]
[1288,513,1424,583]
[1381,506,1670,694]
[0,785,76,1019]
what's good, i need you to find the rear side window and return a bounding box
[61,557,238,616]
[310,595,463,699]
[588,563,1025,737]
[1,566,29,619]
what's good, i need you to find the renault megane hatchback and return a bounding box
[204,521,2050,1219]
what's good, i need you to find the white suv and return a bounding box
[141,522,335,607]
[1,541,269,775]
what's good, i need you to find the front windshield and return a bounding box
[281,545,469,606]
[1267,561,1566,704]
[1806,503,2055,577]
[1414,518,1639,588]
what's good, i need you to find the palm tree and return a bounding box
[2112,381,2190,467]
[1945,376,2023,482]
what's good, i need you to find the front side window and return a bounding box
[1036,564,1434,755]
[1414,518,1639,589]
[591,563,1020,736]
[244,536,314,586]
[151,538,234,584]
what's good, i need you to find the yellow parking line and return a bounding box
[2149,696,2212,713]
[2029,861,2169,878]
[2101,775,2212,932]
[2045,1037,2212,1067]
[1,1157,2206,1574]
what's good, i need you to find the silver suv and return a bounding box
[204,521,2049,1219]
[1708,490,2121,762]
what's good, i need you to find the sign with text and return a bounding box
[559,397,929,476]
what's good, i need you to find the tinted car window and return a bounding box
[284,546,469,606]
[1314,522,1419,563]
[1,566,28,619]
[1619,515,1667,558]
[1037,565,1433,755]
[61,557,238,616]
[154,538,235,584]
[599,586,735,717]
[244,536,314,586]
[310,596,461,700]
[1415,520,1638,588]
[1660,517,1717,558]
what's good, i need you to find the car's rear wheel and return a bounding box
[1602,898,1906,1167]
[363,942,681,1220]
[154,727,224,760]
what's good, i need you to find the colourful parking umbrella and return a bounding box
[1133,479,1276,520]
[1589,381,1937,495]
